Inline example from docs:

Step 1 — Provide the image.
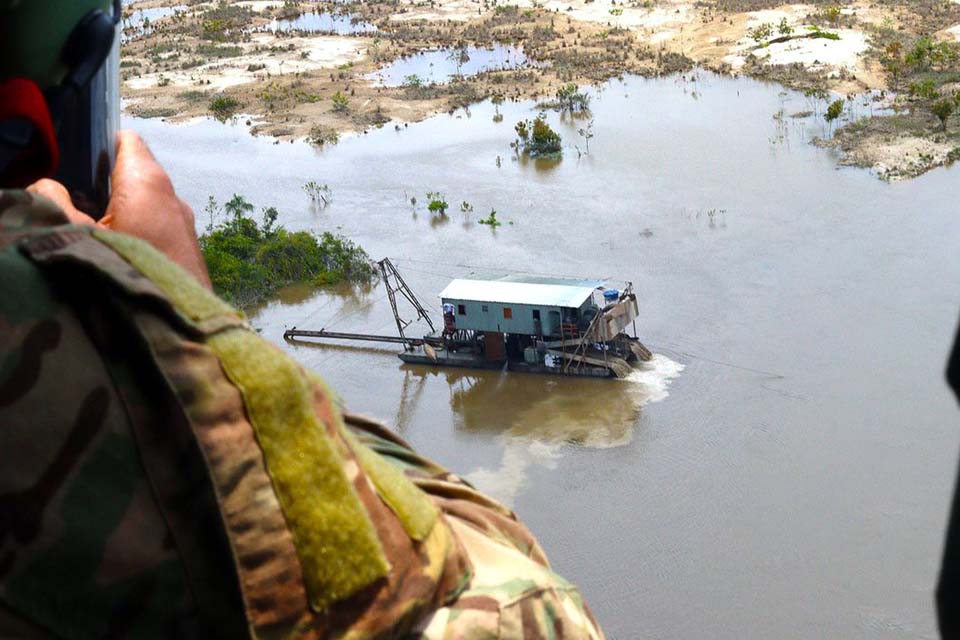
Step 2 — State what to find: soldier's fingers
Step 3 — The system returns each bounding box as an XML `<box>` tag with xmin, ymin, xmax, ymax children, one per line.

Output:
<box><xmin>111</xmin><ymin>130</ymin><xmax>173</xmax><ymax>196</ymax></box>
<box><xmin>26</xmin><ymin>179</ymin><xmax>96</xmax><ymax>226</ymax></box>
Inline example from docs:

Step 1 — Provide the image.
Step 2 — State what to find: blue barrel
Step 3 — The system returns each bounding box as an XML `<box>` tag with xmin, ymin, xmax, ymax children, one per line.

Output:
<box><xmin>603</xmin><ymin>289</ymin><xmax>619</xmax><ymax>302</ymax></box>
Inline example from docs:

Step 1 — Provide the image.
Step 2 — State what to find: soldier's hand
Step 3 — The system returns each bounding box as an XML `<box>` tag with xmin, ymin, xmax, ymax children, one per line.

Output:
<box><xmin>27</xmin><ymin>131</ymin><xmax>211</xmax><ymax>289</ymax></box>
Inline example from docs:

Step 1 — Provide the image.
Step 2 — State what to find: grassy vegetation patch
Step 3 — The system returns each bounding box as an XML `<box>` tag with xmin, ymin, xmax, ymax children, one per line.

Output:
<box><xmin>209</xmin><ymin>94</ymin><xmax>241</xmax><ymax>121</ymax></box>
<box><xmin>195</xmin><ymin>43</ymin><xmax>244</xmax><ymax>58</ymax></box>
<box><xmin>200</xmin><ymin>2</ymin><xmax>253</xmax><ymax>41</ymax></box>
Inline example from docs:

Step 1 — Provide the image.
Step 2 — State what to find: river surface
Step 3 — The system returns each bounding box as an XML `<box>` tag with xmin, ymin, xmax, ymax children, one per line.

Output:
<box><xmin>128</xmin><ymin>72</ymin><xmax>960</xmax><ymax>639</ymax></box>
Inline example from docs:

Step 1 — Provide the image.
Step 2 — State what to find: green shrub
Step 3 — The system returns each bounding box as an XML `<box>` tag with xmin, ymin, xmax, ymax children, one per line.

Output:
<box><xmin>516</xmin><ymin>116</ymin><xmax>562</xmax><ymax>157</ymax></box>
<box><xmin>478</xmin><ymin>209</ymin><xmax>502</xmax><ymax>227</ymax></box>
<box><xmin>200</xmin><ymin>195</ymin><xmax>375</xmax><ymax>307</ymax></box>
<box><xmin>209</xmin><ymin>95</ymin><xmax>241</xmax><ymax>121</ymax></box>
<box><xmin>426</xmin><ymin>192</ymin><xmax>449</xmax><ymax>215</ymax></box>
<box><xmin>331</xmin><ymin>91</ymin><xmax>350</xmax><ymax>113</ymax></box>
<box><xmin>307</xmin><ymin>126</ymin><xmax>339</xmax><ymax>147</ymax></box>
<box><xmin>748</xmin><ymin>23</ymin><xmax>773</xmax><ymax>43</ymax></box>
<box><xmin>931</xmin><ymin>99</ymin><xmax>955</xmax><ymax>131</ymax></box>
<box><xmin>908</xmin><ymin>79</ymin><xmax>940</xmax><ymax>100</ymax></box>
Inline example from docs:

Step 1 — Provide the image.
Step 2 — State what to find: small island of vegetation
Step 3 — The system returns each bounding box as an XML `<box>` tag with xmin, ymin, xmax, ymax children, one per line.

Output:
<box><xmin>200</xmin><ymin>194</ymin><xmax>376</xmax><ymax>308</ymax></box>
<box><xmin>514</xmin><ymin>115</ymin><xmax>562</xmax><ymax>159</ymax></box>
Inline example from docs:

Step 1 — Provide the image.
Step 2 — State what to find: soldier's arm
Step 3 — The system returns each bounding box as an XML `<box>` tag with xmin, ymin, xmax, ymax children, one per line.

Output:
<box><xmin>3</xmin><ymin>145</ymin><xmax>604</xmax><ymax>638</ymax></box>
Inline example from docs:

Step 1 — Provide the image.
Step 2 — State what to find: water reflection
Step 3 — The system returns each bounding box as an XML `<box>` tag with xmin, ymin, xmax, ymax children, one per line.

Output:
<box><xmin>367</xmin><ymin>45</ymin><xmax>537</xmax><ymax>87</ymax></box>
<box><xmin>270</xmin><ymin>10</ymin><xmax>376</xmax><ymax>35</ymax></box>
<box><xmin>456</xmin><ymin>354</ymin><xmax>684</xmax><ymax>505</ymax></box>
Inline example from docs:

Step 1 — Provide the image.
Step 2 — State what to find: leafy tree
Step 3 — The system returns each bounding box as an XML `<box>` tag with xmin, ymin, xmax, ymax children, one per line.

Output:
<box><xmin>261</xmin><ymin>206</ymin><xmax>279</xmax><ymax>235</ymax></box>
<box><xmin>448</xmin><ymin>45</ymin><xmax>470</xmax><ymax>75</ymax></box>
<box><xmin>225</xmin><ymin>194</ymin><xmax>254</xmax><ymax>219</ymax></box>
<box><xmin>932</xmin><ymin>98</ymin><xmax>955</xmax><ymax>131</ymax></box>
<box><xmin>555</xmin><ymin>83</ymin><xmax>590</xmax><ymax>112</ymax></box>
<box><xmin>825</xmin><ymin>99</ymin><xmax>844</xmax><ymax>122</ymax></box>
<box><xmin>777</xmin><ymin>17</ymin><xmax>793</xmax><ymax>36</ymax></box>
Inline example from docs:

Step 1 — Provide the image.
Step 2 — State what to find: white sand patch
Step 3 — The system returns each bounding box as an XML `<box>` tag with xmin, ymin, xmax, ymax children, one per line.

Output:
<box><xmin>392</xmin><ymin>0</ymin><xmax>698</xmax><ymax>37</ymax></box>
<box><xmin>125</xmin><ymin>36</ymin><xmax>371</xmax><ymax>91</ymax></box>
<box><xmin>859</xmin><ymin>136</ymin><xmax>956</xmax><ymax>182</ymax></box>
<box><xmin>744</xmin><ymin>5</ymin><xmax>813</xmax><ymax>28</ymax></box>
<box><xmin>390</xmin><ymin>0</ymin><xmax>483</xmax><ymax>22</ymax></box>
<box><xmin>235</xmin><ymin>1</ymin><xmax>283</xmax><ymax>12</ymax></box>
<box><xmin>761</xmin><ymin>30</ymin><xmax>868</xmax><ymax>67</ymax></box>
<box><xmin>528</xmin><ymin>0</ymin><xmax>696</xmax><ymax>33</ymax></box>
<box><xmin>724</xmin><ymin>27</ymin><xmax>869</xmax><ymax>75</ymax></box>
<box><xmin>946</xmin><ymin>24</ymin><xmax>960</xmax><ymax>42</ymax></box>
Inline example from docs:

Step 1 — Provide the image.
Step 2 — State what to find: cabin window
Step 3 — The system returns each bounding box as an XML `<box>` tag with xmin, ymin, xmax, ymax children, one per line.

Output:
<box><xmin>503</xmin><ymin>307</ymin><xmax>513</xmax><ymax>319</ymax></box>
<box><xmin>532</xmin><ymin>310</ymin><xmax>541</xmax><ymax>320</ymax></box>
<box><xmin>457</xmin><ymin>304</ymin><xmax>466</xmax><ymax>315</ymax></box>
<box><xmin>482</xmin><ymin>305</ymin><xmax>489</xmax><ymax>313</ymax></box>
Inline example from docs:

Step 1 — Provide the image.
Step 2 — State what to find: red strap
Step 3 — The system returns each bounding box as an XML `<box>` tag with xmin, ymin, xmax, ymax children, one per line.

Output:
<box><xmin>0</xmin><ymin>78</ymin><xmax>60</xmax><ymax>188</ymax></box>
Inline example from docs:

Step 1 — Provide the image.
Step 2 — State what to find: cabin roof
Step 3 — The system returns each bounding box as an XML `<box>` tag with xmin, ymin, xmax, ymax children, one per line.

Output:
<box><xmin>439</xmin><ymin>274</ymin><xmax>603</xmax><ymax>308</ymax></box>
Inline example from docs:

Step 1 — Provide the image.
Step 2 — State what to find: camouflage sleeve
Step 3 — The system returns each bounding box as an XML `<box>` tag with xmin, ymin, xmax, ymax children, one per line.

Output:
<box><xmin>344</xmin><ymin>413</ymin><xmax>605</xmax><ymax>640</ymax></box>
<box><xmin>0</xmin><ymin>190</ymin><xmax>247</xmax><ymax>638</ymax></box>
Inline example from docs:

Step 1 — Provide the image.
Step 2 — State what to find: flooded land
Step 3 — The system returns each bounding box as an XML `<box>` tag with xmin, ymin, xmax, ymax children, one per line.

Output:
<box><xmin>120</xmin><ymin>0</ymin><xmax>960</xmax><ymax>180</ymax></box>
<box><xmin>128</xmin><ymin>68</ymin><xmax>960</xmax><ymax>638</ymax></box>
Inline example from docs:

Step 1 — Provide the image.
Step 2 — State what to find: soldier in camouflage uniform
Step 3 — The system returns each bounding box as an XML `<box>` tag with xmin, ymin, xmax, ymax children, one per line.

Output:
<box><xmin>1</xmin><ymin>67</ymin><xmax>605</xmax><ymax>640</ymax></box>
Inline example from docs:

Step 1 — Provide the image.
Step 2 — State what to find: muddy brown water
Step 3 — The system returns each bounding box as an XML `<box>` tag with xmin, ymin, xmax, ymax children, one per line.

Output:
<box><xmin>128</xmin><ymin>71</ymin><xmax>960</xmax><ymax>638</ymax></box>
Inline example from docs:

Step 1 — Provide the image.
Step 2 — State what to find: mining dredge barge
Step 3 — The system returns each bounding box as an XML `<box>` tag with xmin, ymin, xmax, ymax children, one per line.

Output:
<box><xmin>284</xmin><ymin>259</ymin><xmax>652</xmax><ymax>379</ymax></box>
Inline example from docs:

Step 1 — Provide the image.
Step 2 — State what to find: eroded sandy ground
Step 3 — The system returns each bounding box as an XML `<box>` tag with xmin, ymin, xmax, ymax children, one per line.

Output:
<box><xmin>121</xmin><ymin>0</ymin><xmax>960</xmax><ymax>179</ymax></box>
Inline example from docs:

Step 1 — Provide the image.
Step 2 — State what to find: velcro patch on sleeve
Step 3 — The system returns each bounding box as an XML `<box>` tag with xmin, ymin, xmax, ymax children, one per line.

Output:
<box><xmin>208</xmin><ymin>329</ymin><xmax>391</xmax><ymax>610</ymax></box>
